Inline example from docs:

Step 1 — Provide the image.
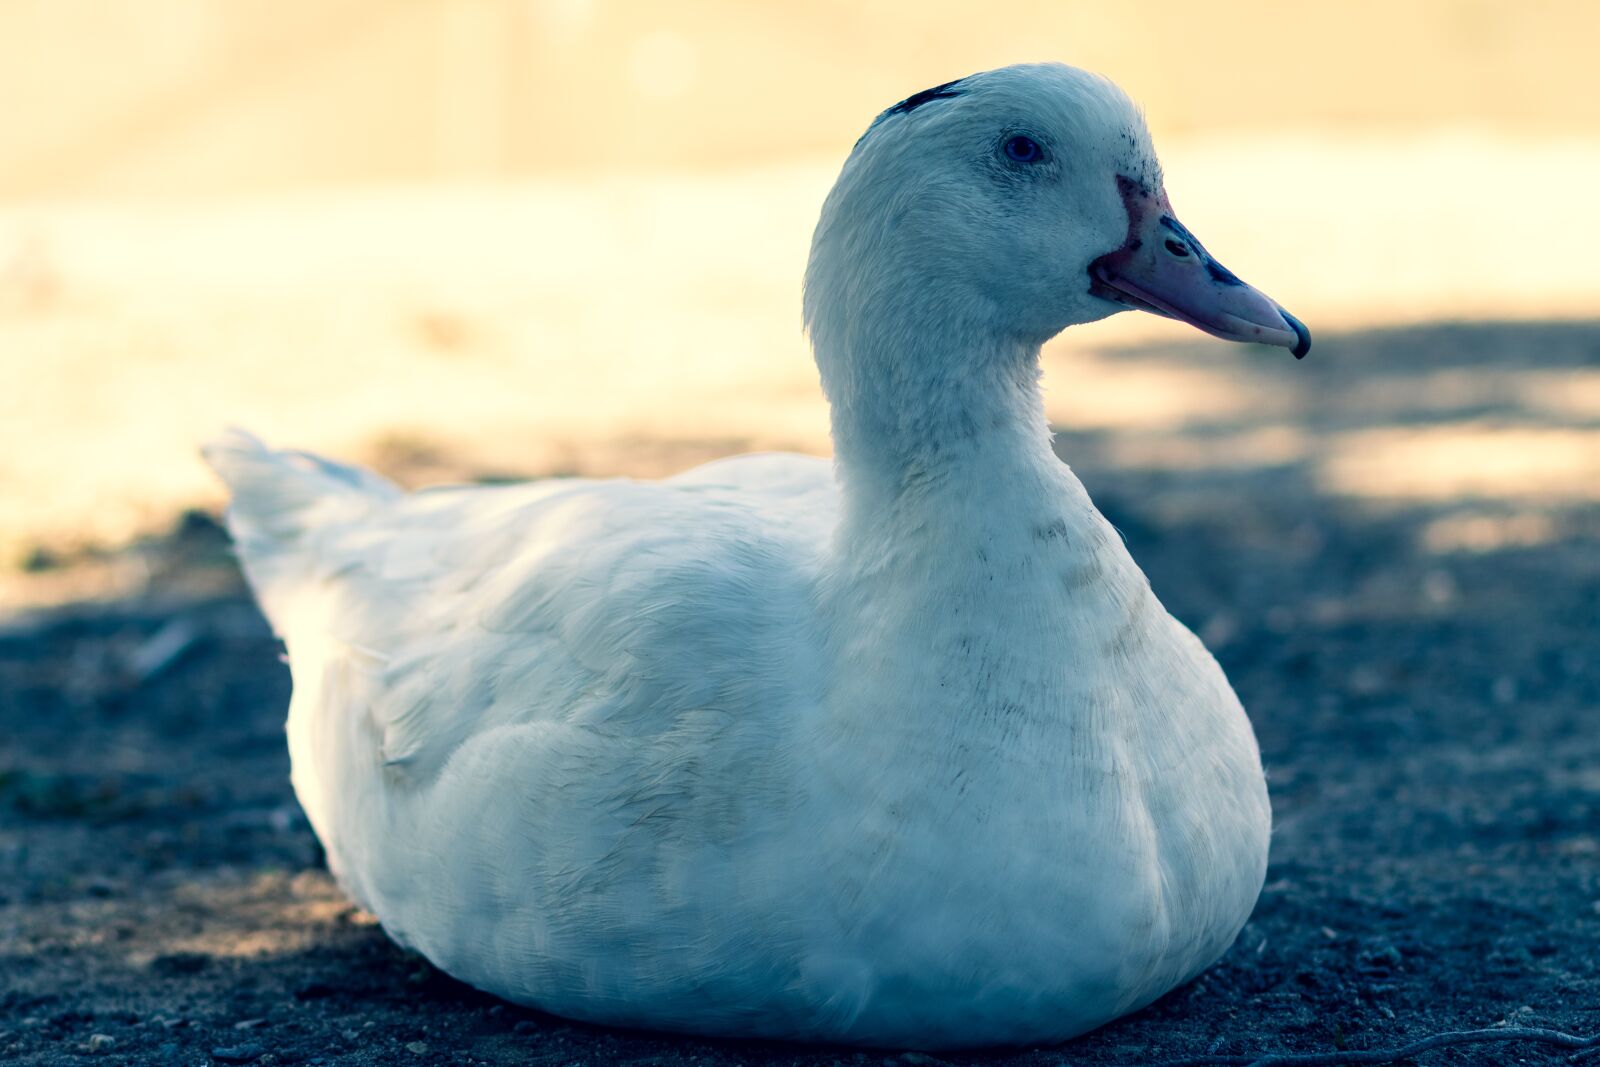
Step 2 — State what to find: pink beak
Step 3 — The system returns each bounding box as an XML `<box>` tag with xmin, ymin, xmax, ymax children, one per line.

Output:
<box><xmin>1089</xmin><ymin>176</ymin><xmax>1310</xmax><ymax>358</ymax></box>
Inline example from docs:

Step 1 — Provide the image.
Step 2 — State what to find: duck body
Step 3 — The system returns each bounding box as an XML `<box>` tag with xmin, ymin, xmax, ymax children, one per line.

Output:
<box><xmin>209</xmin><ymin>438</ymin><xmax>1266</xmax><ymax>1047</ymax></box>
<box><xmin>207</xmin><ymin>63</ymin><xmax>1302</xmax><ymax>1047</ymax></box>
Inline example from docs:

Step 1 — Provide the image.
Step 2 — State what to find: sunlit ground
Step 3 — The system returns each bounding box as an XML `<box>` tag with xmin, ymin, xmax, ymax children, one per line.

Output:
<box><xmin>1</xmin><ymin>129</ymin><xmax>1597</xmax><ymax>610</ymax></box>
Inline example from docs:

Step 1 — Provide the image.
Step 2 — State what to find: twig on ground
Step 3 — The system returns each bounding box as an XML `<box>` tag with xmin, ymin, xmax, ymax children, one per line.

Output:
<box><xmin>123</xmin><ymin>617</ymin><xmax>202</xmax><ymax>685</ymax></box>
<box><xmin>1158</xmin><ymin>1025</ymin><xmax>1600</xmax><ymax>1067</ymax></box>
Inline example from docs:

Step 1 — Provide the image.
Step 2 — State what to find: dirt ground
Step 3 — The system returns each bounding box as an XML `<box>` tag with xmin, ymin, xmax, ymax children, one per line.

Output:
<box><xmin>2</xmin><ymin>319</ymin><xmax>1598</xmax><ymax>1065</ymax></box>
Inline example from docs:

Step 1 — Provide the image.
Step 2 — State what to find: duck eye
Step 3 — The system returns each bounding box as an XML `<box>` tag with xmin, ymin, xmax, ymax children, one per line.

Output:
<box><xmin>1003</xmin><ymin>135</ymin><xmax>1042</xmax><ymax>163</ymax></box>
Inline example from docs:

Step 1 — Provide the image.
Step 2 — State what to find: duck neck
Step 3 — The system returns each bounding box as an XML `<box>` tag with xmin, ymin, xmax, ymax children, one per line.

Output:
<box><xmin>814</xmin><ymin>299</ymin><xmax>1064</xmax><ymax>529</ymax></box>
<box><xmin>812</xmin><ymin>306</ymin><xmax>1138</xmax><ymax>744</ymax></box>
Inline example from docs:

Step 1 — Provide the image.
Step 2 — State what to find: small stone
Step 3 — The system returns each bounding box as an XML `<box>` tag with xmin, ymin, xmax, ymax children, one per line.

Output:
<box><xmin>512</xmin><ymin>1020</ymin><xmax>538</xmax><ymax>1035</ymax></box>
<box><xmin>1199</xmin><ymin>612</ymin><xmax>1237</xmax><ymax>648</ymax></box>
<box><xmin>1422</xmin><ymin>569</ymin><xmax>1456</xmax><ymax>606</ymax></box>
<box><xmin>86</xmin><ymin>1034</ymin><xmax>117</xmax><ymax>1053</ymax></box>
<box><xmin>212</xmin><ymin>1044</ymin><xmax>266</xmax><ymax>1064</ymax></box>
<box><xmin>1349</xmin><ymin>665</ymin><xmax>1385</xmax><ymax>695</ymax></box>
<box><xmin>406</xmin><ymin>1041</ymin><xmax>430</xmax><ymax>1055</ymax></box>
<box><xmin>235</xmin><ymin>1018</ymin><xmax>269</xmax><ymax>1030</ymax></box>
<box><xmin>1357</xmin><ymin>943</ymin><xmax>1404</xmax><ymax>975</ymax></box>
<box><xmin>151</xmin><ymin>951</ymin><xmax>210</xmax><ymax>975</ymax></box>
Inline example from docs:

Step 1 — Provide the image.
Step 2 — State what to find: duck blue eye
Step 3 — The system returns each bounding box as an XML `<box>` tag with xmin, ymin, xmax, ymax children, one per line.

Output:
<box><xmin>1004</xmin><ymin>135</ymin><xmax>1042</xmax><ymax>163</ymax></box>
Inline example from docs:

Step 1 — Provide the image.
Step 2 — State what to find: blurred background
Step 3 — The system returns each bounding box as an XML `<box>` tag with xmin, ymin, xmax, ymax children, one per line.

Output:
<box><xmin>4</xmin><ymin>7</ymin><xmax>1600</xmax><ymax>1063</ymax></box>
<box><xmin>0</xmin><ymin>0</ymin><xmax>1597</xmax><ymax>603</ymax></box>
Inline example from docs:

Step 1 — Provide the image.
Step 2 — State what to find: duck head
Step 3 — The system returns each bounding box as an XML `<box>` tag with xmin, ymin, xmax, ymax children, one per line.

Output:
<box><xmin>805</xmin><ymin>63</ymin><xmax>1309</xmax><ymax>365</ymax></box>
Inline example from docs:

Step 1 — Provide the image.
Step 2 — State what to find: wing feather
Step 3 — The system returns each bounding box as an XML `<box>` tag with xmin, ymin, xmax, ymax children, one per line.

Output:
<box><xmin>208</xmin><ymin>439</ymin><xmax>837</xmax><ymax>787</ymax></box>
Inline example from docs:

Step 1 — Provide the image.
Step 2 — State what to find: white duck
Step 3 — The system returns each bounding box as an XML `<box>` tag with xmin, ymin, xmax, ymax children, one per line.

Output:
<box><xmin>205</xmin><ymin>63</ymin><xmax>1308</xmax><ymax>1049</ymax></box>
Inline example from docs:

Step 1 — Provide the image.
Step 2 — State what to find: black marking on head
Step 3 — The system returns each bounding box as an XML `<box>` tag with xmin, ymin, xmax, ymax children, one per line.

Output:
<box><xmin>856</xmin><ymin>78</ymin><xmax>968</xmax><ymax>146</ymax></box>
<box><xmin>884</xmin><ymin>78</ymin><xmax>967</xmax><ymax>117</ymax></box>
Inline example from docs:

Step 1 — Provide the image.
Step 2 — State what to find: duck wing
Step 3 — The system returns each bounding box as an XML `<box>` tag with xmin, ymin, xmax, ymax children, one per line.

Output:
<box><xmin>204</xmin><ymin>429</ymin><xmax>836</xmax><ymax>789</ymax></box>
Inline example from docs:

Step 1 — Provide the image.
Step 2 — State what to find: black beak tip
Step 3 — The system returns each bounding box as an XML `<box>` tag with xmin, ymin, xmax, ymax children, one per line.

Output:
<box><xmin>1280</xmin><ymin>308</ymin><xmax>1312</xmax><ymax>359</ymax></box>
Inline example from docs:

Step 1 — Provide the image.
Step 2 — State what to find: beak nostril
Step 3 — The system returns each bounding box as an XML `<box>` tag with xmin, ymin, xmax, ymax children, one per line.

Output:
<box><xmin>1163</xmin><ymin>239</ymin><xmax>1191</xmax><ymax>259</ymax></box>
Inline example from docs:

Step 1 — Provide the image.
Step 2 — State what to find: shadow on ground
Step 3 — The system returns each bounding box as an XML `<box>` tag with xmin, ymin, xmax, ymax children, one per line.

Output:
<box><xmin>1</xmin><ymin>319</ymin><xmax>1597</xmax><ymax>1065</ymax></box>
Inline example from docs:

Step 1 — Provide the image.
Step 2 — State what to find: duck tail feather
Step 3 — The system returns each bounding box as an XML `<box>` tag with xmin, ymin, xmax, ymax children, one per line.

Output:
<box><xmin>201</xmin><ymin>426</ymin><xmax>397</xmax><ymax>563</ymax></box>
<box><xmin>201</xmin><ymin>428</ymin><xmax>402</xmax><ymax>637</ymax></box>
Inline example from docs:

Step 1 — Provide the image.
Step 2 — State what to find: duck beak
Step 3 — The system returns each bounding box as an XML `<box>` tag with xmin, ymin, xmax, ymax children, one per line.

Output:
<box><xmin>1088</xmin><ymin>176</ymin><xmax>1311</xmax><ymax>359</ymax></box>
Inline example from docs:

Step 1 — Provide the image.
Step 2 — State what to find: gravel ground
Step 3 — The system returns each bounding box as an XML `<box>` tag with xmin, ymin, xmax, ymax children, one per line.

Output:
<box><xmin>2</xmin><ymin>319</ymin><xmax>1598</xmax><ymax>1066</ymax></box>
